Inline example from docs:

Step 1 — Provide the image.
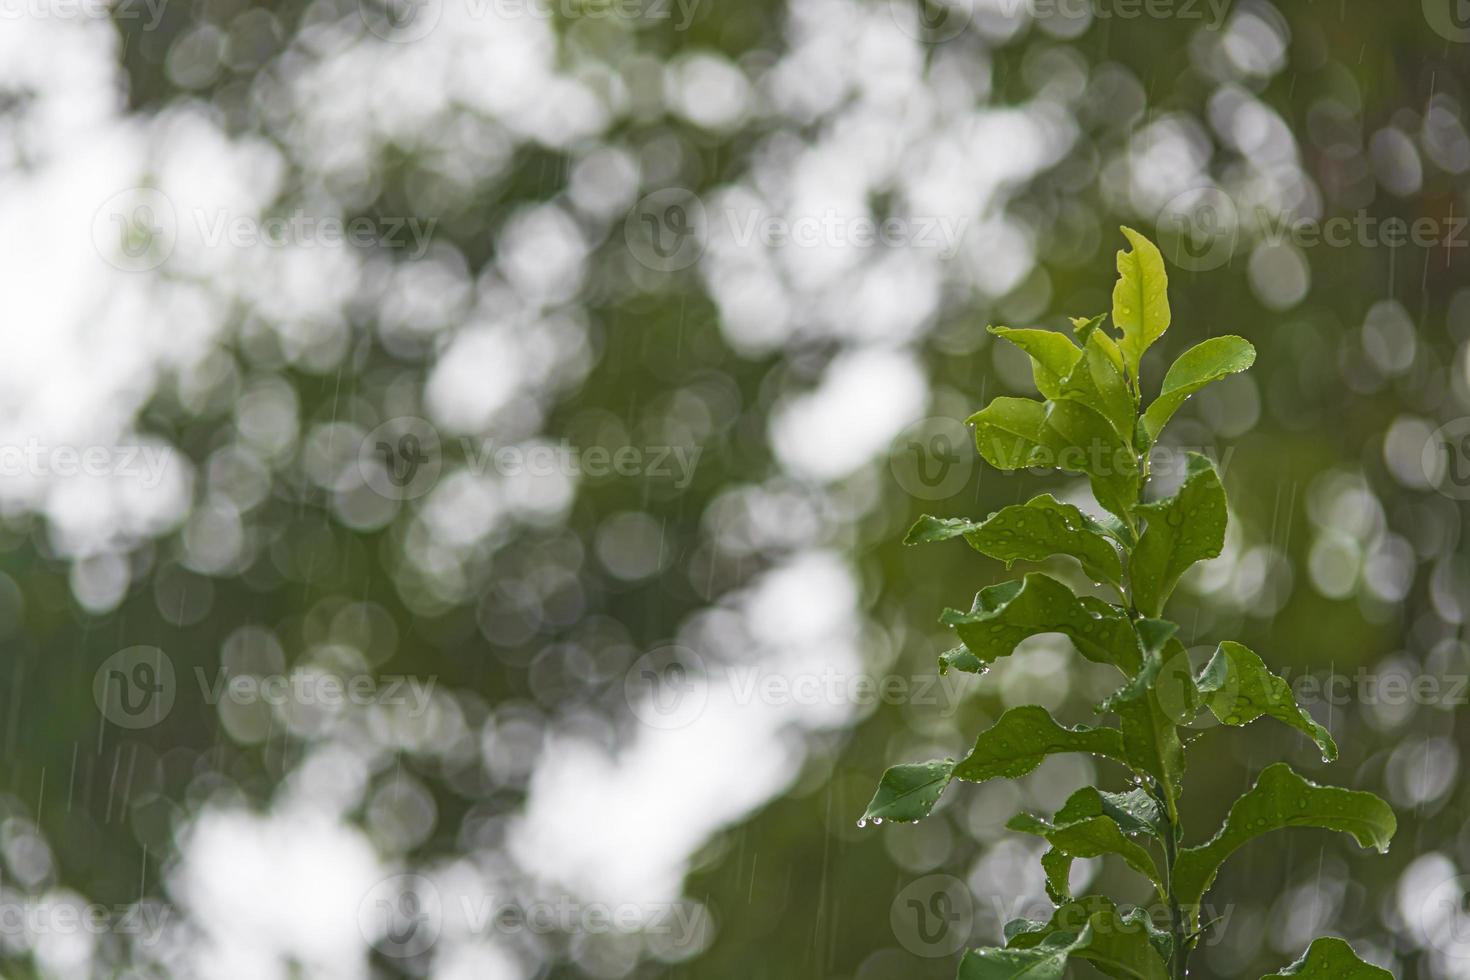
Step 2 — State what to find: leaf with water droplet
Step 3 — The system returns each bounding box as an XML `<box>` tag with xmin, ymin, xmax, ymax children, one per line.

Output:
<box><xmin>1100</xmin><ymin>619</ymin><xmax>1188</xmax><ymax>823</ymax></box>
<box><xmin>1130</xmin><ymin>454</ymin><xmax>1226</xmax><ymax>618</ymax></box>
<box><xmin>987</xmin><ymin>324</ymin><xmax>1082</xmax><ymax>401</ymax></box>
<box><xmin>905</xmin><ymin>495</ymin><xmax>1123</xmax><ymax>586</ymax></box>
<box><xmin>1008</xmin><ymin>802</ymin><xmax>1166</xmax><ymax>899</ymax></box>
<box><xmin>940</xmin><ymin>574</ymin><xmax>1139</xmax><ymax>672</ymax></box>
<box><xmin>1140</xmin><ymin>335</ymin><xmax>1256</xmax><ymax>446</ymax></box>
<box><xmin>1195</xmin><ymin>640</ymin><xmax>1338</xmax><ymax>760</ymax></box>
<box><xmin>968</xmin><ymin>396</ymin><xmax>1068</xmax><ymax>471</ymax></box>
<box><xmin>953</xmin><ymin>705</ymin><xmax>1128</xmax><ymax>784</ymax></box>
<box><xmin>1112</xmin><ymin>226</ymin><xmax>1172</xmax><ymax>385</ymax></box>
<box><xmin>1260</xmin><ymin>936</ymin><xmax>1392</xmax><ymax>979</ymax></box>
<box><xmin>996</xmin><ymin>896</ymin><xmax>1170</xmax><ymax>980</ymax></box>
<box><xmin>1171</xmin><ymin>763</ymin><xmax>1396</xmax><ymax>912</ymax></box>
<box><xmin>860</xmin><ymin>759</ymin><xmax>954</xmax><ymax>825</ymax></box>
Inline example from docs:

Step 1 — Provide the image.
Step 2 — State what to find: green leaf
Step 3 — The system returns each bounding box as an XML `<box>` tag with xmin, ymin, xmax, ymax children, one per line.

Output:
<box><xmin>1196</xmin><ymin>641</ymin><xmax>1338</xmax><ymax>761</ymax></box>
<box><xmin>1173</xmin><ymin>763</ymin><xmax>1397</xmax><ymax>911</ymax></box>
<box><xmin>1008</xmin><ymin>806</ymin><xmax>1165</xmax><ymax>899</ymax></box>
<box><xmin>938</xmin><ymin>643</ymin><xmax>987</xmax><ymax>676</ymax></box>
<box><xmin>1070</xmin><ymin>313</ymin><xmax>1107</xmax><ymax>341</ymax></box>
<box><xmin>861</xmin><ymin>759</ymin><xmax>954</xmax><ymax>824</ymax></box>
<box><xmin>1040</xmin><ymin>848</ymin><xmax>1074</xmax><ymax>903</ymax></box>
<box><xmin>1058</xmin><ymin>329</ymin><xmax>1136</xmax><ymax>446</ymax></box>
<box><xmin>1130</xmin><ymin>454</ymin><xmax>1227</xmax><ymax>617</ymax></box>
<box><xmin>940</xmin><ymin>574</ymin><xmax>1140</xmax><ymax>672</ymax></box>
<box><xmin>1000</xmin><ymin>897</ymin><xmax>1171</xmax><ymax>980</ymax></box>
<box><xmin>1043</xmin><ymin>399</ymin><xmax>1141</xmax><ymax>528</ymax></box>
<box><xmin>953</xmin><ymin>705</ymin><xmax>1127</xmax><ymax>783</ymax></box>
<box><xmin>958</xmin><ymin>945</ymin><xmax>1070</xmax><ymax>980</ymax></box>
<box><xmin>1260</xmin><ymin>937</ymin><xmax>1392</xmax><ymax>979</ymax></box>
<box><xmin>905</xmin><ymin>495</ymin><xmax>1123</xmax><ymax>586</ymax></box>
<box><xmin>1141</xmin><ymin>336</ymin><xmax>1257</xmax><ymax>443</ymax></box>
<box><xmin>1100</xmin><ymin>619</ymin><xmax>1186</xmax><ymax>821</ymax></box>
<box><xmin>1112</xmin><ymin>226</ymin><xmax>1172</xmax><ymax>384</ymax></box>
<box><xmin>969</xmin><ymin>397</ymin><xmax>1067</xmax><ymax>471</ymax></box>
<box><xmin>989</xmin><ymin>326</ymin><xmax>1082</xmax><ymax>400</ymax></box>
<box><xmin>1055</xmin><ymin>786</ymin><xmax>1164</xmax><ymax>840</ymax></box>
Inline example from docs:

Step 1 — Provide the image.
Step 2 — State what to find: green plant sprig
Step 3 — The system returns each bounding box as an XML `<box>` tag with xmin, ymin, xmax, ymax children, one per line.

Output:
<box><xmin>863</xmin><ymin>228</ymin><xmax>1397</xmax><ymax>980</ymax></box>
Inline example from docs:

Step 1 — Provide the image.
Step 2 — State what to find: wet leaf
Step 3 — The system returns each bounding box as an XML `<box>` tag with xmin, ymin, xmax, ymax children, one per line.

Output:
<box><xmin>1043</xmin><ymin>398</ymin><xmax>1141</xmax><ymax>528</ymax></box>
<box><xmin>1141</xmin><ymin>336</ymin><xmax>1256</xmax><ymax>444</ymax></box>
<box><xmin>998</xmin><ymin>896</ymin><xmax>1170</xmax><ymax>980</ymax></box>
<box><xmin>861</xmin><ymin>759</ymin><xmax>954</xmax><ymax>824</ymax></box>
<box><xmin>1130</xmin><ymin>454</ymin><xmax>1226</xmax><ymax>617</ymax></box>
<box><xmin>1112</xmin><ymin>227</ymin><xmax>1172</xmax><ymax>384</ymax></box>
<box><xmin>989</xmin><ymin>325</ymin><xmax>1082</xmax><ymax>400</ymax></box>
<box><xmin>1100</xmin><ymin>619</ymin><xmax>1186</xmax><ymax>821</ymax></box>
<box><xmin>906</xmin><ymin>494</ymin><xmax>1123</xmax><ymax>586</ymax></box>
<box><xmin>953</xmin><ymin>705</ymin><xmax>1127</xmax><ymax>783</ymax></box>
<box><xmin>940</xmin><ymin>574</ymin><xmax>1139</xmax><ymax>672</ymax></box>
<box><xmin>1260</xmin><ymin>937</ymin><xmax>1392</xmax><ymax>979</ymax></box>
<box><xmin>1172</xmin><ymin>763</ymin><xmax>1396</xmax><ymax>910</ymax></box>
<box><xmin>969</xmin><ymin>397</ymin><xmax>1067</xmax><ymax>471</ymax></box>
<box><xmin>1196</xmin><ymin>641</ymin><xmax>1337</xmax><ymax>761</ymax></box>
<box><xmin>1059</xmin><ymin>328</ymin><xmax>1136</xmax><ymax>446</ymax></box>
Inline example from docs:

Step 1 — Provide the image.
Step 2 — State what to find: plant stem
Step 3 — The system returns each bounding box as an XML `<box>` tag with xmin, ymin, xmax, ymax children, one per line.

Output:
<box><xmin>1158</xmin><ymin>797</ymin><xmax>1189</xmax><ymax>980</ymax></box>
<box><xmin>1135</xmin><ymin>447</ymin><xmax>1188</xmax><ymax>978</ymax></box>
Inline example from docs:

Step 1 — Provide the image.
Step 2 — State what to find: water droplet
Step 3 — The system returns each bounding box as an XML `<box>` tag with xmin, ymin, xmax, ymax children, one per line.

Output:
<box><xmin>856</xmin><ymin>818</ymin><xmax>867</xmax><ymax>829</ymax></box>
<box><xmin>872</xmin><ymin>817</ymin><xmax>883</xmax><ymax>826</ymax></box>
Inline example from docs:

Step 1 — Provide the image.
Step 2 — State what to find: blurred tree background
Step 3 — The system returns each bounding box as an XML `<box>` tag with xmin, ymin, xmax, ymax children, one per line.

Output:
<box><xmin>0</xmin><ymin>0</ymin><xmax>1467</xmax><ymax>977</ymax></box>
